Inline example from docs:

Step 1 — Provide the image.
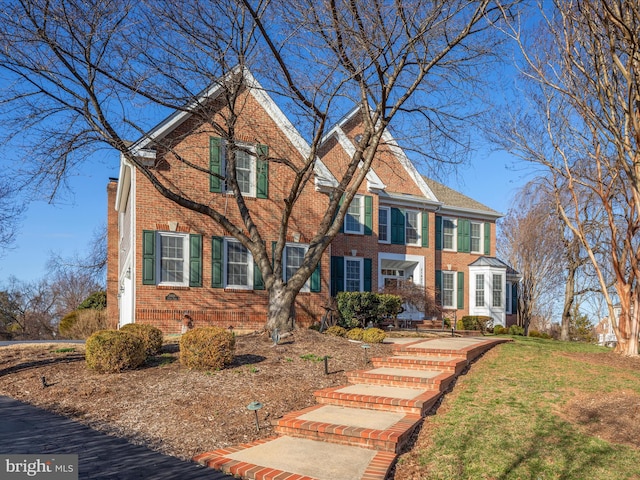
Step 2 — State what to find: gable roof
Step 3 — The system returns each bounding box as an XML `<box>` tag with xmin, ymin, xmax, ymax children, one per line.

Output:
<box><xmin>423</xmin><ymin>177</ymin><xmax>502</xmax><ymax>219</ymax></box>
<box><xmin>121</xmin><ymin>66</ymin><xmax>337</xmax><ymax>191</ymax></box>
<box><xmin>469</xmin><ymin>256</ymin><xmax>520</xmax><ymax>277</ymax></box>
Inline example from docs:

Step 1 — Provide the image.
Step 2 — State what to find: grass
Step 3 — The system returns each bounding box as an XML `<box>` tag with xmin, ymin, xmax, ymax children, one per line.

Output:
<box><xmin>402</xmin><ymin>336</ymin><xmax>640</xmax><ymax>480</ymax></box>
<box><xmin>300</xmin><ymin>353</ymin><xmax>326</xmax><ymax>362</ymax></box>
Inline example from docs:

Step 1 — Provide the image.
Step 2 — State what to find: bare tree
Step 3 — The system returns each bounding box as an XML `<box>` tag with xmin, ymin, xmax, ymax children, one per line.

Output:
<box><xmin>0</xmin><ymin>180</ymin><xmax>24</xmax><ymax>251</ymax></box>
<box><xmin>0</xmin><ymin>0</ymin><xmax>514</xmax><ymax>332</ymax></box>
<box><xmin>495</xmin><ymin>1</ymin><xmax>640</xmax><ymax>355</ymax></box>
<box><xmin>497</xmin><ymin>181</ymin><xmax>566</xmax><ymax>335</ymax></box>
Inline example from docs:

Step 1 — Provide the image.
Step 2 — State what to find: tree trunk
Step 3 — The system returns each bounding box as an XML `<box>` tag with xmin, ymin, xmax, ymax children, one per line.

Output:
<box><xmin>560</xmin><ymin>264</ymin><xmax>576</xmax><ymax>341</ymax></box>
<box><xmin>613</xmin><ymin>291</ymin><xmax>639</xmax><ymax>356</ymax></box>
<box><xmin>265</xmin><ymin>283</ymin><xmax>296</xmax><ymax>333</ymax></box>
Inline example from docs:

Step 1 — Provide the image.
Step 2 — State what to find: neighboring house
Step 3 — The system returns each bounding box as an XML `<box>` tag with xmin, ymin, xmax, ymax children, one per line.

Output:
<box><xmin>106</xmin><ymin>69</ymin><xmax>516</xmax><ymax>333</ymax></box>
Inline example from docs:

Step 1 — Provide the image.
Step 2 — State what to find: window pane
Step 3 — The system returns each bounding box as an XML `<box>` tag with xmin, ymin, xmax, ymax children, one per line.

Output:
<box><xmin>285</xmin><ymin>246</ymin><xmax>305</xmax><ymax>282</ymax></box>
<box><xmin>493</xmin><ymin>274</ymin><xmax>502</xmax><ymax>307</ymax></box>
<box><xmin>378</xmin><ymin>208</ymin><xmax>388</xmax><ymax>242</ymax></box>
<box><xmin>471</xmin><ymin>222</ymin><xmax>481</xmax><ymax>252</ymax></box>
<box><xmin>235</xmin><ymin>149</ymin><xmax>253</xmax><ymax>194</ymax></box>
<box><xmin>475</xmin><ymin>274</ymin><xmax>484</xmax><ymax>307</ymax></box>
<box><xmin>406</xmin><ymin>211</ymin><xmax>419</xmax><ymax>245</ymax></box>
<box><xmin>442</xmin><ymin>272</ymin><xmax>454</xmax><ymax>308</ymax></box>
<box><xmin>161</xmin><ymin>235</ymin><xmax>184</xmax><ymax>283</ymax></box>
<box><xmin>443</xmin><ymin>219</ymin><xmax>455</xmax><ymax>249</ymax></box>
<box><xmin>345</xmin><ymin>259</ymin><xmax>361</xmax><ymax>291</ymax></box>
<box><xmin>227</xmin><ymin>241</ymin><xmax>249</xmax><ymax>286</ymax></box>
<box><xmin>345</xmin><ymin>197</ymin><xmax>362</xmax><ymax>233</ymax></box>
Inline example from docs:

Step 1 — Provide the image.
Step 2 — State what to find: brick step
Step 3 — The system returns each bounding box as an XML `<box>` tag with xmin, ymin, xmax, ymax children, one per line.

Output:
<box><xmin>412</xmin><ymin>320</ymin><xmax>444</xmax><ymax>329</ymax></box>
<box><xmin>274</xmin><ymin>405</ymin><xmax>422</xmax><ymax>453</ymax></box>
<box><xmin>314</xmin><ymin>384</ymin><xmax>442</xmax><ymax>416</ymax></box>
<box><xmin>347</xmin><ymin>367</ymin><xmax>455</xmax><ymax>390</ymax></box>
<box><xmin>371</xmin><ymin>355</ymin><xmax>467</xmax><ymax>374</ymax></box>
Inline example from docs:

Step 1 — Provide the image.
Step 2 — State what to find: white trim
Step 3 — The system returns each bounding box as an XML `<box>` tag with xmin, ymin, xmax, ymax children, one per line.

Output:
<box><xmin>404</xmin><ymin>209</ymin><xmax>421</xmax><ymax>246</ymax></box>
<box><xmin>377</xmin><ymin>253</ymin><xmax>425</xmax><ymax>289</ymax></box>
<box><xmin>223</xmin><ymin>238</ymin><xmax>254</xmax><ymax>290</ymax></box>
<box><xmin>331</xmin><ymin>127</ymin><xmax>386</xmax><ymax>191</ymax></box>
<box><xmin>468</xmin><ymin>263</ymin><xmax>507</xmax><ymax>326</ymax></box>
<box><xmin>378</xmin><ymin>206</ymin><xmax>391</xmax><ymax>244</ymax></box>
<box><xmin>344</xmin><ymin>257</ymin><xmax>364</xmax><ymax>292</ymax></box>
<box><xmin>442</xmin><ymin>217</ymin><xmax>457</xmax><ymax>251</ymax></box>
<box><xmin>344</xmin><ymin>195</ymin><xmax>365</xmax><ymax>234</ymax></box>
<box><xmin>470</xmin><ymin>221</ymin><xmax>483</xmax><ymax>254</ymax></box>
<box><xmin>436</xmin><ymin>205</ymin><xmax>502</xmax><ymax>221</ymax></box>
<box><xmin>157</xmin><ymin>232</ymin><xmax>190</xmax><ymax>287</ymax></box>
<box><xmin>441</xmin><ymin>271</ymin><xmax>457</xmax><ymax>310</ymax></box>
<box><xmin>284</xmin><ymin>243</ymin><xmax>310</xmax><ymax>292</ymax></box>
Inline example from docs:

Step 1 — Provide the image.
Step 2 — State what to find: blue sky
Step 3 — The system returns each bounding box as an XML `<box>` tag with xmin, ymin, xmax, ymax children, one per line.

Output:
<box><xmin>0</xmin><ymin>147</ymin><xmax>528</xmax><ymax>286</ymax></box>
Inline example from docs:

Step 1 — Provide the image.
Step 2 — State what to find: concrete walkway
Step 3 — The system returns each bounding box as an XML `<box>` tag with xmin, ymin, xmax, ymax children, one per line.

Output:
<box><xmin>0</xmin><ymin>396</ymin><xmax>228</xmax><ymax>479</ymax></box>
<box><xmin>195</xmin><ymin>336</ymin><xmax>509</xmax><ymax>480</ymax></box>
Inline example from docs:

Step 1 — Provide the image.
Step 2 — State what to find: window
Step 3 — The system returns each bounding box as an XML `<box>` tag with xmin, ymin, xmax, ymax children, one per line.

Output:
<box><xmin>442</xmin><ymin>272</ymin><xmax>455</xmax><ymax>309</ymax></box>
<box><xmin>210</xmin><ymin>137</ymin><xmax>268</xmax><ymax>198</ymax></box>
<box><xmin>378</xmin><ymin>207</ymin><xmax>390</xmax><ymax>243</ymax></box>
<box><xmin>158</xmin><ymin>233</ymin><xmax>189</xmax><ymax>285</ymax></box>
<box><xmin>284</xmin><ymin>244</ymin><xmax>312</xmax><ymax>292</ymax></box>
<box><xmin>345</xmin><ymin>196</ymin><xmax>364</xmax><ymax>234</ymax></box>
<box><xmin>475</xmin><ymin>274</ymin><xmax>485</xmax><ymax>307</ymax></box>
<box><xmin>405</xmin><ymin>210</ymin><xmax>420</xmax><ymax>246</ymax></box>
<box><xmin>443</xmin><ymin>218</ymin><xmax>456</xmax><ymax>250</ymax></box>
<box><xmin>470</xmin><ymin>222</ymin><xmax>482</xmax><ymax>253</ymax></box>
<box><xmin>226</xmin><ymin>240</ymin><xmax>251</xmax><ymax>288</ymax></box>
<box><xmin>493</xmin><ymin>274</ymin><xmax>502</xmax><ymax>307</ymax></box>
<box><xmin>345</xmin><ymin>258</ymin><xmax>363</xmax><ymax>291</ymax></box>
<box><xmin>506</xmin><ymin>281</ymin><xmax>512</xmax><ymax>314</ymax></box>
<box><xmin>234</xmin><ymin>147</ymin><xmax>255</xmax><ymax>196</ymax></box>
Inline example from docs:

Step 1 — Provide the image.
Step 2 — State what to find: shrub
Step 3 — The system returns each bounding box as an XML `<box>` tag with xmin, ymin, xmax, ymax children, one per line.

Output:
<box><xmin>456</xmin><ymin>319</ymin><xmax>465</xmax><ymax>330</ymax></box>
<box><xmin>346</xmin><ymin>328</ymin><xmax>364</xmax><ymax>341</ymax></box>
<box><xmin>508</xmin><ymin>325</ymin><xmax>525</xmax><ymax>336</ymax></box>
<box><xmin>179</xmin><ymin>326</ymin><xmax>235</xmax><ymax>370</ymax></box>
<box><xmin>362</xmin><ymin>328</ymin><xmax>386</xmax><ymax>344</ymax></box>
<box><xmin>337</xmin><ymin>292</ymin><xmax>379</xmax><ymax>328</ymax></box>
<box><xmin>529</xmin><ymin>329</ymin><xmax>541</xmax><ymax>338</ymax></box>
<box><xmin>443</xmin><ymin>317</ymin><xmax>451</xmax><ymax>328</ymax></box>
<box><xmin>460</xmin><ymin>316</ymin><xmax>492</xmax><ymax>332</ymax></box>
<box><xmin>120</xmin><ymin>323</ymin><xmax>163</xmax><ymax>356</ymax></box>
<box><xmin>77</xmin><ymin>291</ymin><xmax>107</xmax><ymax>311</ymax></box>
<box><xmin>324</xmin><ymin>325</ymin><xmax>347</xmax><ymax>337</ymax></box>
<box><xmin>493</xmin><ymin>325</ymin><xmax>505</xmax><ymax>335</ymax></box>
<box><xmin>377</xmin><ymin>294</ymin><xmax>403</xmax><ymax>319</ymax></box>
<box><xmin>59</xmin><ymin>309</ymin><xmax>108</xmax><ymax>339</ymax></box>
<box><xmin>86</xmin><ymin>330</ymin><xmax>146</xmax><ymax>373</ymax></box>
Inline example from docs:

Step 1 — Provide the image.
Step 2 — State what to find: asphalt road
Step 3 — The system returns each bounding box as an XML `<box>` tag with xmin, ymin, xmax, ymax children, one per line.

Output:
<box><xmin>0</xmin><ymin>396</ymin><xmax>229</xmax><ymax>479</ymax></box>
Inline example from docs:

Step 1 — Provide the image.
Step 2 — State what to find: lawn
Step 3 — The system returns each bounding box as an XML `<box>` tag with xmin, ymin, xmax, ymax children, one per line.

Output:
<box><xmin>395</xmin><ymin>336</ymin><xmax>640</xmax><ymax>480</ymax></box>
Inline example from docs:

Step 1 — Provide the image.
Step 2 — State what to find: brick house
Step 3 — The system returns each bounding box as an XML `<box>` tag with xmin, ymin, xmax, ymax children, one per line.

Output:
<box><xmin>106</xmin><ymin>70</ymin><xmax>517</xmax><ymax>333</ymax></box>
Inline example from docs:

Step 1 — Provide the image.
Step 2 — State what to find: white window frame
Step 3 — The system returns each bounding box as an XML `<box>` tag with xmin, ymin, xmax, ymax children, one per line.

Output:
<box><xmin>222</xmin><ymin>142</ymin><xmax>257</xmax><ymax>197</ymax></box>
<box><xmin>224</xmin><ymin>238</ymin><xmax>254</xmax><ymax>290</ymax></box>
<box><xmin>344</xmin><ymin>195</ymin><xmax>365</xmax><ymax>234</ymax></box>
<box><xmin>284</xmin><ymin>243</ymin><xmax>310</xmax><ymax>292</ymax></box>
<box><xmin>441</xmin><ymin>271</ymin><xmax>456</xmax><ymax>309</ymax></box>
<box><xmin>405</xmin><ymin>210</ymin><xmax>421</xmax><ymax>246</ymax></box>
<box><xmin>470</xmin><ymin>221</ymin><xmax>483</xmax><ymax>253</ymax></box>
<box><xmin>492</xmin><ymin>274</ymin><xmax>503</xmax><ymax>308</ymax></box>
<box><xmin>475</xmin><ymin>274</ymin><xmax>485</xmax><ymax>308</ymax></box>
<box><xmin>345</xmin><ymin>257</ymin><xmax>364</xmax><ymax>292</ymax></box>
<box><xmin>378</xmin><ymin>206</ymin><xmax>390</xmax><ymax>244</ymax></box>
<box><xmin>157</xmin><ymin>232</ymin><xmax>190</xmax><ymax>287</ymax></box>
<box><xmin>442</xmin><ymin>217</ymin><xmax>457</xmax><ymax>251</ymax></box>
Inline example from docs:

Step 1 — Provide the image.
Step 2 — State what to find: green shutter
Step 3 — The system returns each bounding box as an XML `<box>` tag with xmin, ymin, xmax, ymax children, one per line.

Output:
<box><xmin>210</xmin><ymin>137</ymin><xmax>223</xmax><ymax>193</ymax></box>
<box><xmin>435</xmin><ymin>270</ymin><xmax>442</xmax><ymax>303</ymax></box>
<box><xmin>421</xmin><ymin>212</ymin><xmax>429</xmax><ymax>247</ymax></box>
<box><xmin>457</xmin><ymin>271</ymin><xmax>464</xmax><ymax>309</ymax></box>
<box><xmin>364</xmin><ymin>195</ymin><xmax>373</xmax><ymax>235</ymax></box>
<box><xmin>256</xmin><ymin>144</ymin><xmax>269</xmax><ymax>199</ymax></box>
<box><xmin>310</xmin><ymin>260</ymin><xmax>321</xmax><ymax>292</ymax></box>
<box><xmin>435</xmin><ymin>216</ymin><xmax>442</xmax><ymax>250</ymax></box>
<box><xmin>211</xmin><ymin>236</ymin><xmax>223</xmax><ymax>288</ymax></box>
<box><xmin>391</xmin><ymin>208</ymin><xmax>405</xmax><ymax>245</ymax></box>
<box><xmin>363</xmin><ymin>258</ymin><xmax>372</xmax><ymax>292</ymax></box>
<box><xmin>511</xmin><ymin>282</ymin><xmax>518</xmax><ymax>313</ymax></box>
<box><xmin>484</xmin><ymin>222</ymin><xmax>491</xmax><ymax>255</ymax></box>
<box><xmin>254</xmin><ymin>261</ymin><xmax>264</xmax><ymax>290</ymax></box>
<box><xmin>189</xmin><ymin>234</ymin><xmax>202</xmax><ymax>287</ymax></box>
<box><xmin>331</xmin><ymin>256</ymin><xmax>344</xmax><ymax>297</ymax></box>
<box><xmin>142</xmin><ymin>230</ymin><xmax>156</xmax><ymax>285</ymax></box>
<box><xmin>457</xmin><ymin>219</ymin><xmax>470</xmax><ymax>253</ymax></box>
